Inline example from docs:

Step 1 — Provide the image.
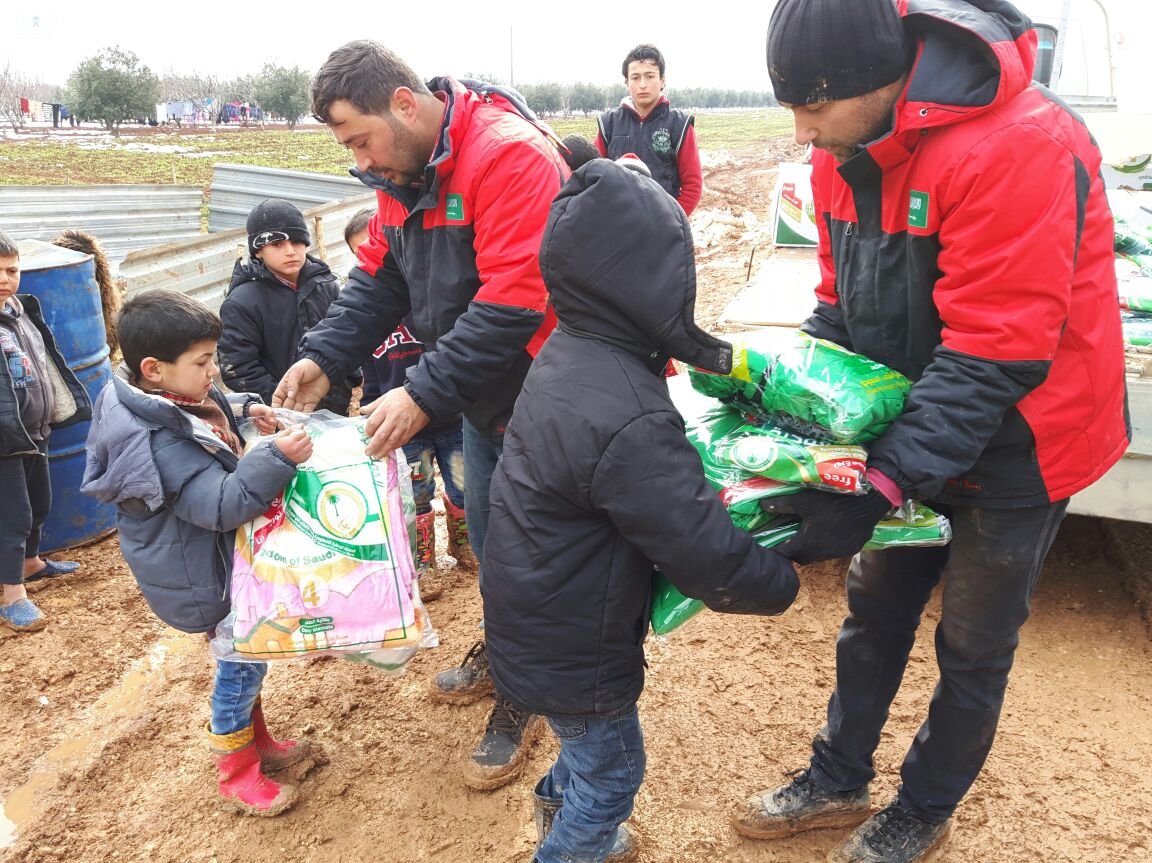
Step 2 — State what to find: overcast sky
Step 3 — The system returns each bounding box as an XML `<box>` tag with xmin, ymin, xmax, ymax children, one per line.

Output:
<box><xmin>9</xmin><ymin>0</ymin><xmax>1151</xmax><ymax>110</ymax></box>
<box><xmin>10</xmin><ymin>1</ymin><xmax>775</xmax><ymax>90</ymax></box>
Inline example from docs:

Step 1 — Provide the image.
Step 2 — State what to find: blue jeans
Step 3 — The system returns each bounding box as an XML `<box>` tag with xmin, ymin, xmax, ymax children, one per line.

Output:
<box><xmin>536</xmin><ymin>705</ymin><xmax>646</xmax><ymax>863</ymax></box>
<box><xmin>402</xmin><ymin>423</ymin><xmax>465</xmax><ymax>514</ymax></box>
<box><xmin>210</xmin><ymin>659</ymin><xmax>267</xmax><ymax>735</ymax></box>
<box><xmin>809</xmin><ymin>500</ymin><xmax>1068</xmax><ymax>822</ymax></box>
<box><xmin>461</xmin><ymin>418</ymin><xmax>503</xmax><ymax>580</ymax></box>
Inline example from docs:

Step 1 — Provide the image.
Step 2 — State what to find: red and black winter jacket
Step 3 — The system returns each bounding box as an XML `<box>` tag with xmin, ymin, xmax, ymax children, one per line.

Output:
<box><xmin>299</xmin><ymin>78</ymin><xmax>568</xmax><ymax>437</ymax></box>
<box><xmin>803</xmin><ymin>0</ymin><xmax>1130</xmax><ymax>507</ymax></box>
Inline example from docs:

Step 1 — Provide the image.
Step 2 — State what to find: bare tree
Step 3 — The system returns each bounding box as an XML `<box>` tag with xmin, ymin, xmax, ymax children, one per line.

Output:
<box><xmin>0</xmin><ymin>62</ymin><xmax>43</xmax><ymax>132</ymax></box>
<box><xmin>159</xmin><ymin>68</ymin><xmax>221</xmax><ymax>125</ymax></box>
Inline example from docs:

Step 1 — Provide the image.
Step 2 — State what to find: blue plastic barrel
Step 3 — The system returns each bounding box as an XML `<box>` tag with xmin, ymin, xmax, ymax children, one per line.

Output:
<box><xmin>15</xmin><ymin>239</ymin><xmax>116</xmax><ymax>552</ymax></box>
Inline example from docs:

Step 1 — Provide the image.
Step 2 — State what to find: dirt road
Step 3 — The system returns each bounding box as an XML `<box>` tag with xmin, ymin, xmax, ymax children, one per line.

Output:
<box><xmin>2</xmin><ymin>146</ymin><xmax>1150</xmax><ymax>863</ymax></box>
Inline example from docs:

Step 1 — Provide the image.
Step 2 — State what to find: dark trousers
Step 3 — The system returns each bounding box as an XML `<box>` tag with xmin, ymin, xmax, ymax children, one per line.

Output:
<box><xmin>0</xmin><ymin>448</ymin><xmax>51</xmax><ymax>585</ymax></box>
<box><xmin>810</xmin><ymin>500</ymin><xmax>1068</xmax><ymax>823</ymax></box>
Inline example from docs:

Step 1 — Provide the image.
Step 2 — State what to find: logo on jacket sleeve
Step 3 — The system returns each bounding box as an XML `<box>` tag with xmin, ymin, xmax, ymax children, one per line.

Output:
<box><xmin>908</xmin><ymin>190</ymin><xmax>930</xmax><ymax>229</ymax></box>
<box><xmin>445</xmin><ymin>193</ymin><xmax>466</xmax><ymax>221</ymax></box>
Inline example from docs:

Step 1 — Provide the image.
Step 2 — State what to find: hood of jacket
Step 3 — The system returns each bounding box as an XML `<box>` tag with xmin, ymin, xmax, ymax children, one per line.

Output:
<box><xmin>539</xmin><ymin>159</ymin><xmax>731</xmax><ymax>374</ymax></box>
<box><xmin>888</xmin><ymin>0</ymin><xmax>1035</xmax><ymax>138</ymax></box>
<box><xmin>82</xmin><ymin>368</ymin><xmax>237</xmax><ymax>511</ymax></box>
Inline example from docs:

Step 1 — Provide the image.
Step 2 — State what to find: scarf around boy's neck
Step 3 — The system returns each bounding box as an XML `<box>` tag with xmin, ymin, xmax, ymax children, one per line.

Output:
<box><xmin>150</xmin><ymin>388</ymin><xmax>243</xmax><ymax>456</ymax></box>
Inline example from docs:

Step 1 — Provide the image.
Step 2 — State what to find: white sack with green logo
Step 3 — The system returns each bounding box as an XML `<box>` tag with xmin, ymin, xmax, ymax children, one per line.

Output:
<box><xmin>211</xmin><ymin>412</ymin><xmax>432</xmax><ymax>669</ymax></box>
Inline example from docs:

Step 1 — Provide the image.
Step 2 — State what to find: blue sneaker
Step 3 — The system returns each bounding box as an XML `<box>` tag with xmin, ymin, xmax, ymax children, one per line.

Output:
<box><xmin>0</xmin><ymin>598</ymin><xmax>47</xmax><ymax>632</ymax></box>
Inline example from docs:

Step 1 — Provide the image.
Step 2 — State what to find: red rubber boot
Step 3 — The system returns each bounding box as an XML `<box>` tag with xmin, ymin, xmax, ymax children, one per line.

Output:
<box><xmin>208</xmin><ymin>724</ymin><xmax>297</xmax><ymax>816</ymax></box>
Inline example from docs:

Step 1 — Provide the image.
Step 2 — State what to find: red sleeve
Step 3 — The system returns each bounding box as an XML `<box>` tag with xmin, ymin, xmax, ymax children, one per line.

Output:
<box><xmin>934</xmin><ymin>124</ymin><xmax>1078</xmax><ymax>362</ymax></box>
<box><xmin>594</xmin><ymin>126</ymin><xmax>609</xmax><ymax>157</ymax></box>
<box><xmin>472</xmin><ymin>138</ymin><xmax>564</xmax><ymax>315</ymax></box>
<box><xmin>676</xmin><ymin>124</ymin><xmax>703</xmax><ymax>216</ymax></box>
<box><xmin>809</xmin><ymin>153</ymin><xmax>839</xmax><ymax>307</ymax></box>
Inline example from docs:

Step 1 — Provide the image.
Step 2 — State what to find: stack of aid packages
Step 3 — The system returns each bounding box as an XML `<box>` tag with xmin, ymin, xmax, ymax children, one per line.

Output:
<box><xmin>211</xmin><ymin>411</ymin><xmax>435</xmax><ymax>673</ymax></box>
<box><xmin>652</xmin><ymin>329</ymin><xmax>952</xmax><ymax>635</ymax></box>
<box><xmin>1116</xmin><ymin>218</ymin><xmax>1152</xmax><ymax>357</ymax></box>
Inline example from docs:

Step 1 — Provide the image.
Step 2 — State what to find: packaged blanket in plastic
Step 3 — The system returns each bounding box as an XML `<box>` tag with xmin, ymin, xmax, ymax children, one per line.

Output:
<box><xmin>687</xmin><ymin>329</ymin><xmax>910</xmax><ymax>443</ymax></box>
<box><xmin>211</xmin><ymin>411</ymin><xmax>434</xmax><ymax>671</ymax></box>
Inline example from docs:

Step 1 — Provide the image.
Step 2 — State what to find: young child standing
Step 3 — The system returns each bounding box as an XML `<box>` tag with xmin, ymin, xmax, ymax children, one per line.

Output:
<box><xmin>344</xmin><ymin>208</ymin><xmax>476</xmax><ymax>599</ymax></box>
<box><xmin>218</xmin><ymin>198</ymin><xmax>354</xmax><ymax>416</ymax></box>
<box><xmin>82</xmin><ymin>289</ymin><xmax>317</xmax><ymax>816</ymax></box>
<box><xmin>481</xmin><ymin>162</ymin><xmax>799</xmax><ymax>861</ymax></box>
<box><xmin>0</xmin><ymin>230</ymin><xmax>90</xmax><ymax>632</ymax></box>
<box><xmin>595</xmin><ymin>44</ymin><xmax>703</xmax><ymax>215</ymax></box>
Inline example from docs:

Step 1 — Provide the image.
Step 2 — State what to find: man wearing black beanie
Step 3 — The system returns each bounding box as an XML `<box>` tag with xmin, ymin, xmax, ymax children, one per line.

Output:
<box><xmin>732</xmin><ymin>1</ymin><xmax>1130</xmax><ymax>862</ymax></box>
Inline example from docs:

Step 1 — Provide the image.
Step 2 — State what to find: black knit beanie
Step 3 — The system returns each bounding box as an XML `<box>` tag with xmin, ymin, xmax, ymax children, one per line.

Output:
<box><xmin>767</xmin><ymin>0</ymin><xmax>908</xmax><ymax>105</ymax></box>
<box><xmin>246</xmin><ymin>198</ymin><xmax>310</xmax><ymax>257</ymax></box>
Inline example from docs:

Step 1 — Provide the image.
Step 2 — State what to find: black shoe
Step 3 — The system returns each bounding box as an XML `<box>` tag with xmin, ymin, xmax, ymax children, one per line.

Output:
<box><xmin>829</xmin><ymin>801</ymin><xmax>952</xmax><ymax>863</ymax></box>
<box><xmin>431</xmin><ymin>640</ymin><xmax>494</xmax><ymax>705</ymax></box>
<box><xmin>462</xmin><ymin>696</ymin><xmax>540</xmax><ymax>791</ymax></box>
<box><xmin>732</xmin><ymin>767</ymin><xmax>871</xmax><ymax>840</ymax></box>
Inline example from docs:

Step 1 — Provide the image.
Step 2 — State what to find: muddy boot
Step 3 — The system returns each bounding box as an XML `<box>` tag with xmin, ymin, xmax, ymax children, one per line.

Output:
<box><xmin>462</xmin><ymin>696</ymin><xmax>541</xmax><ymax>791</ymax></box>
<box><xmin>828</xmin><ymin>801</ymin><xmax>952</xmax><ymax>863</ymax></box>
<box><xmin>431</xmin><ymin>640</ymin><xmax>495</xmax><ymax>705</ymax></box>
<box><xmin>207</xmin><ymin>724</ymin><xmax>297</xmax><ymax>817</ymax></box>
<box><xmin>414</xmin><ymin>511</ymin><xmax>444</xmax><ymax>602</ymax></box>
<box><xmin>251</xmin><ymin>698</ymin><xmax>313</xmax><ymax>772</ymax></box>
<box><xmin>533</xmin><ymin>776</ymin><xmax>639</xmax><ymax>863</ymax></box>
<box><xmin>732</xmin><ymin>767</ymin><xmax>870</xmax><ymax>840</ymax></box>
<box><xmin>533</xmin><ymin>776</ymin><xmax>564</xmax><ymax>843</ymax></box>
<box><xmin>443</xmin><ymin>496</ymin><xmax>479</xmax><ymax>573</ymax></box>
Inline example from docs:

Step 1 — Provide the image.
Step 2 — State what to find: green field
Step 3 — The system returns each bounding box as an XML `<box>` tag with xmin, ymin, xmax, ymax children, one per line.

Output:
<box><xmin>0</xmin><ymin>110</ymin><xmax>794</xmax><ymax>189</ymax></box>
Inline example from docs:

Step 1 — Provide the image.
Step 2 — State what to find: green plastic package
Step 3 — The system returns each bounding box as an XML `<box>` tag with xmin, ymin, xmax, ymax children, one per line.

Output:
<box><xmin>1116</xmin><ymin>220</ymin><xmax>1152</xmax><ymax>278</ymax></box>
<box><xmin>712</xmin><ymin>424</ymin><xmax>868</xmax><ymax>494</ymax></box>
<box><xmin>1119</xmin><ymin>282</ymin><xmax>1152</xmax><ymax>314</ymax></box>
<box><xmin>685</xmin><ymin>402</ymin><xmax>799</xmax><ymax>533</ymax></box>
<box><xmin>687</xmin><ymin>330</ymin><xmax>910</xmax><ymax>443</ymax></box>
<box><xmin>1123</xmin><ymin>311</ymin><xmax>1152</xmax><ymax>347</ymax></box>
<box><xmin>650</xmin><ymin>502</ymin><xmax>952</xmax><ymax>635</ymax></box>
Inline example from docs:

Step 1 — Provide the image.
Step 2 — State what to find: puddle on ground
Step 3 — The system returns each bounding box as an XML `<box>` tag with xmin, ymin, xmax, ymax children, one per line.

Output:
<box><xmin>0</xmin><ymin>634</ymin><xmax>201</xmax><ymax>849</ymax></box>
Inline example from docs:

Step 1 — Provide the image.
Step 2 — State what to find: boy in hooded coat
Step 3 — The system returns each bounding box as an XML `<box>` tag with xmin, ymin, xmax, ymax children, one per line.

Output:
<box><xmin>481</xmin><ymin>160</ymin><xmax>800</xmax><ymax>863</ymax></box>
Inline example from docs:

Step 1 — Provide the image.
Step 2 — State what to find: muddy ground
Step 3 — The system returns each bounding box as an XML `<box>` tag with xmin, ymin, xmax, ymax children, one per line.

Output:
<box><xmin>2</xmin><ymin>142</ymin><xmax>1151</xmax><ymax>863</ymax></box>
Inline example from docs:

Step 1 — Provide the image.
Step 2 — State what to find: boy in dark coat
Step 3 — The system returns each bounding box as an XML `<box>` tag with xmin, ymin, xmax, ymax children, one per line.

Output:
<box><xmin>482</xmin><ymin>160</ymin><xmax>800</xmax><ymax>863</ymax></box>
<box><xmin>218</xmin><ymin>199</ymin><xmax>354</xmax><ymax>416</ymax></box>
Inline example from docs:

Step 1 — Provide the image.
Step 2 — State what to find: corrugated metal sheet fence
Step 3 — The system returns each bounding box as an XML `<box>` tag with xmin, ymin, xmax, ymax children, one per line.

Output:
<box><xmin>207</xmin><ymin>164</ymin><xmax>366</xmax><ymax>233</ymax></box>
<box><xmin>118</xmin><ymin>194</ymin><xmax>375</xmax><ymax>311</ymax></box>
<box><xmin>0</xmin><ymin>185</ymin><xmax>204</xmax><ymax>265</ymax></box>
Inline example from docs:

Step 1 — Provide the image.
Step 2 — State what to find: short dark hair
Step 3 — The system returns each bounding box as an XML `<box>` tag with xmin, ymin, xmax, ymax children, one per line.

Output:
<box><xmin>0</xmin><ymin>230</ymin><xmax>19</xmax><ymax>259</ymax></box>
<box><xmin>344</xmin><ymin>207</ymin><xmax>375</xmax><ymax>248</ymax></box>
<box><xmin>117</xmin><ymin>290</ymin><xmax>221</xmax><ymax>381</ymax></box>
<box><xmin>312</xmin><ymin>40</ymin><xmax>431</xmax><ymax>124</ymax></box>
<box><xmin>622</xmin><ymin>44</ymin><xmax>666</xmax><ymax>79</ymax></box>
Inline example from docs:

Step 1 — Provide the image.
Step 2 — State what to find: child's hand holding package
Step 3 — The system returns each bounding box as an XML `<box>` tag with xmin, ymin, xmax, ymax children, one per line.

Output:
<box><xmin>274</xmin><ymin>425</ymin><xmax>313</xmax><ymax>464</ymax></box>
<box><xmin>247</xmin><ymin>403</ymin><xmax>280</xmax><ymax>436</ymax></box>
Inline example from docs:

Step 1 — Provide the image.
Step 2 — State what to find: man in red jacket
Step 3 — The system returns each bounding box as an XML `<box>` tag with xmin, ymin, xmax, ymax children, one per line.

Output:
<box><xmin>273</xmin><ymin>40</ymin><xmax>568</xmax><ymax>792</ymax></box>
<box><xmin>730</xmin><ymin>1</ymin><xmax>1130</xmax><ymax>861</ymax></box>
